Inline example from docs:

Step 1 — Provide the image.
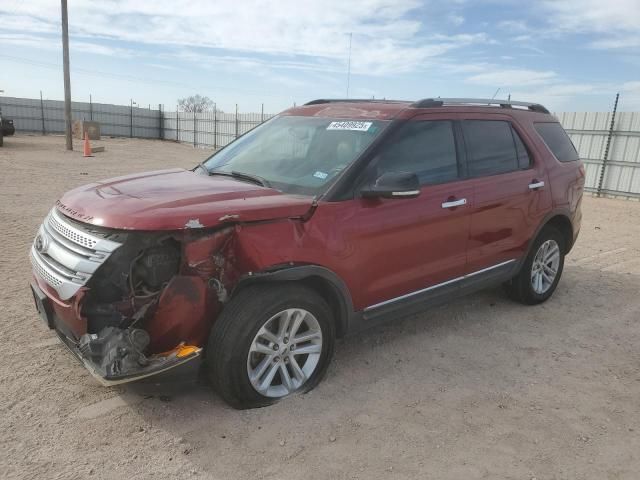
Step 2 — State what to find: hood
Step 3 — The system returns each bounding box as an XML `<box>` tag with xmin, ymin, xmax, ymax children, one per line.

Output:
<box><xmin>56</xmin><ymin>168</ymin><xmax>314</xmax><ymax>230</ymax></box>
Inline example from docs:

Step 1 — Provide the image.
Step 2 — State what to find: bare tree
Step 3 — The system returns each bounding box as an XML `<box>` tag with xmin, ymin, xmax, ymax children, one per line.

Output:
<box><xmin>177</xmin><ymin>95</ymin><xmax>220</xmax><ymax>113</ymax></box>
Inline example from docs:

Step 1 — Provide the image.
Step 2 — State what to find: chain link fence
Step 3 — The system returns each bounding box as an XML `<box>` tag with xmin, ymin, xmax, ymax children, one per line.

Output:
<box><xmin>557</xmin><ymin>110</ymin><xmax>640</xmax><ymax>199</ymax></box>
<box><xmin>0</xmin><ymin>96</ymin><xmax>276</xmax><ymax>148</ymax></box>
<box><xmin>162</xmin><ymin>108</ymin><xmax>276</xmax><ymax>149</ymax></box>
<box><xmin>0</xmin><ymin>96</ymin><xmax>164</xmax><ymax>139</ymax></box>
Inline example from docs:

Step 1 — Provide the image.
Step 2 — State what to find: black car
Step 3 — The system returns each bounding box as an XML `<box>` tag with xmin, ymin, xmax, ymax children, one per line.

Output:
<box><xmin>0</xmin><ymin>108</ymin><xmax>15</xmax><ymax>147</ymax></box>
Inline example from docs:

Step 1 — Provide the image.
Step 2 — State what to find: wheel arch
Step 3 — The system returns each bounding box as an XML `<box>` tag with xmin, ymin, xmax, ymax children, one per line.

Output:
<box><xmin>525</xmin><ymin>211</ymin><xmax>574</xmax><ymax>262</ymax></box>
<box><xmin>231</xmin><ymin>264</ymin><xmax>354</xmax><ymax>338</ymax></box>
<box><xmin>545</xmin><ymin>214</ymin><xmax>574</xmax><ymax>253</ymax></box>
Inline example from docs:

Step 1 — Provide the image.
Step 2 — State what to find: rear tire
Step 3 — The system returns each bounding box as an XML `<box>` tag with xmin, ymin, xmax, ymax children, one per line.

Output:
<box><xmin>504</xmin><ymin>225</ymin><xmax>565</xmax><ymax>305</ymax></box>
<box><xmin>206</xmin><ymin>284</ymin><xmax>335</xmax><ymax>409</ymax></box>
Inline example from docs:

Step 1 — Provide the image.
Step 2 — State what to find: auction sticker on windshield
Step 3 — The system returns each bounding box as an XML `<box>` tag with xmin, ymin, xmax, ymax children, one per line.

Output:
<box><xmin>326</xmin><ymin>121</ymin><xmax>372</xmax><ymax>131</ymax></box>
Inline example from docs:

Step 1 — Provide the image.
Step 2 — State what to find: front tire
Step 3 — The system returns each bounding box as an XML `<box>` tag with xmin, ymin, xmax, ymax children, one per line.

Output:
<box><xmin>207</xmin><ymin>284</ymin><xmax>335</xmax><ymax>409</ymax></box>
<box><xmin>504</xmin><ymin>225</ymin><xmax>565</xmax><ymax>305</ymax></box>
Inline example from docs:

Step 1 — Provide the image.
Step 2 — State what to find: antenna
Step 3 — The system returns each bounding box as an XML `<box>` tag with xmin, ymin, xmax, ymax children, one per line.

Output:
<box><xmin>346</xmin><ymin>32</ymin><xmax>352</xmax><ymax>98</ymax></box>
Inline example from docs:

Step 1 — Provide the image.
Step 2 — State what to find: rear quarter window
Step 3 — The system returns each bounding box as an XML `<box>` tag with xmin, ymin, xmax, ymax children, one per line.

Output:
<box><xmin>534</xmin><ymin>122</ymin><xmax>579</xmax><ymax>162</ymax></box>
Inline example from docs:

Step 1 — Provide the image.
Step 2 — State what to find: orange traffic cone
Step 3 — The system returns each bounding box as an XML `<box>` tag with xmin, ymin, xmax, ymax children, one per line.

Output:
<box><xmin>83</xmin><ymin>131</ymin><xmax>93</xmax><ymax>157</ymax></box>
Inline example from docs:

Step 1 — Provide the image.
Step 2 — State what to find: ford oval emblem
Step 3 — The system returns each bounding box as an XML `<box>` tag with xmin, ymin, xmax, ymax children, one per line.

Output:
<box><xmin>34</xmin><ymin>233</ymin><xmax>49</xmax><ymax>253</ymax></box>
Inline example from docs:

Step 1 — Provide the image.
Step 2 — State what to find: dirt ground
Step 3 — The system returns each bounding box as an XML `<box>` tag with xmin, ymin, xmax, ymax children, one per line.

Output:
<box><xmin>1</xmin><ymin>134</ymin><xmax>639</xmax><ymax>480</ymax></box>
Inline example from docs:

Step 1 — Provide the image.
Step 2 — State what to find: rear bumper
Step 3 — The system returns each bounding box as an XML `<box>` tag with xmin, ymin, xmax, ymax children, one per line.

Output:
<box><xmin>30</xmin><ymin>280</ymin><xmax>202</xmax><ymax>386</ymax></box>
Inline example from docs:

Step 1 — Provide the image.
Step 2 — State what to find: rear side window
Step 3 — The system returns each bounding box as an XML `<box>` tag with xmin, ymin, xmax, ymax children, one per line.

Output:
<box><xmin>463</xmin><ymin>120</ymin><xmax>526</xmax><ymax>176</ymax></box>
<box><xmin>534</xmin><ymin>122</ymin><xmax>579</xmax><ymax>162</ymax></box>
<box><xmin>375</xmin><ymin>121</ymin><xmax>458</xmax><ymax>185</ymax></box>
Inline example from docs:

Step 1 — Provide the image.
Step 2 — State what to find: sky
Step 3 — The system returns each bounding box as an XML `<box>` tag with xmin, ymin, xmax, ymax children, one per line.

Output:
<box><xmin>1</xmin><ymin>0</ymin><xmax>639</xmax><ymax>113</ymax></box>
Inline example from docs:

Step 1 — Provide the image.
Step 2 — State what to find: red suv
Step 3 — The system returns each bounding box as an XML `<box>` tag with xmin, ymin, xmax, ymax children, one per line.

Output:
<box><xmin>30</xmin><ymin>98</ymin><xmax>584</xmax><ymax>408</ymax></box>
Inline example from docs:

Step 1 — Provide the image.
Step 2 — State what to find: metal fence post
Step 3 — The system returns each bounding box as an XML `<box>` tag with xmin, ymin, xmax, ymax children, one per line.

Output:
<box><xmin>158</xmin><ymin>104</ymin><xmax>163</xmax><ymax>139</ymax></box>
<box><xmin>596</xmin><ymin>93</ymin><xmax>620</xmax><ymax>197</ymax></box>
<box><xmin>213</xmin><ymin>103</ymin><xmax>217</xmax><ymax>150</ymax></box>
<box><xmin>193</xmin><ymin>110</ymin><xmax>197</xmax><ymax>148</ymax></box>
<box><xmin>39</xmin><ymin>91</ymin><xmax>46</xmax><ymax>135</ymax></box>
<box><xmin>261</xmin><ymin>103</ymin><xmax>264</xmax><ymax>123</ymax></box>
<box><xmin>176</xmin><ymin>105</ymin><xmax>179</xmax><ymax>142</ymax></box>
<box><xmin>235</xmin><ymin>104</ymin><xmax>239</xmax><ymax>139</ymax></box>
<box><xmin>130</xmin><ymin>100</ymin><xmax>133</xmax><ymax>138</ymax></box>
<box><xmin>89</xmin><ymin>94</ymin><xmax>93</xmax><ymax>121</ymax></box>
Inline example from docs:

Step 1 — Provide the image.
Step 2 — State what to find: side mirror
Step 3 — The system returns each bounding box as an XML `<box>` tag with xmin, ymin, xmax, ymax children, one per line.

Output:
<box><xmin>360</xmin><ymin>171</ymin><xmax>420</xmax><ymax>199</ymax></box>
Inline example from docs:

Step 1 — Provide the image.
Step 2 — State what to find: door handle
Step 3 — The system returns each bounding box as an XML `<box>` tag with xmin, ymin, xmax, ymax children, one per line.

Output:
<box><xmin>528</xmin><ymin>180</ymin><xmax>545</xmax><ymax>190</ymax></box>
<box><xmin>441</xmin><ymin>198</ymin><xmax>467</xmax><ymax>209</ymax></box>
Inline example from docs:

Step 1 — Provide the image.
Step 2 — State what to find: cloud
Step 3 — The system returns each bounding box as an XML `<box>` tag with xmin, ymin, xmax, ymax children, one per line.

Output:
<box><xmin>542</xmin><ymin>0</ymin><xmax>639</xmax><ymax>33</ymax></box>
<box><xmin>448</xmin><ymin>14</ymin><xmax>465</xmax><ymax>26</ymax></box>
<box><xmin>0</xmin><ymin>12</ymin><xmax>58</xmax><ymax>34</ymax></box>
<box><xmin>144</xmin><ymin>63</ymin><xmax>176</xmax><ymax>71</ymax></box>
<box><xmin>73</xmin><ymin>41</ymin><xmax>136</xmax><ymax>57</ymax></box>
<box><xmin>0</xmin><ymin>0</ymin><xmax>492</xmax><ymax>76</ymax></box>
<box><xmin>590</xmin><ymin>36</ymin><xmax>640</xmax><ymax>49</ymax></box>
<box><xmin>0</xmin><ymin>32</ymin><xmax>134</xmax><ymax>57</ymax></box>
<box><xmin>0</xmin><ymin>33</ymin><xmax>53</xmax><ymax>50</ymax></box>
<box><xmin>541</xmin><ymin>0</ymin><xmax>640</xmax><ymax>49</ymax></box>
<box><xmin>622</xmin><ymin>81</ymin><xmax>640</xmax><ymax>93</ymax></box>
<box><xmin>498</xmin><ymin>20</ymin><xmax>529</xmax><ymax>33</ymax></box>
<box><xmin>466</xmin><ymin>68</ymin><xmax>557</xmax><ymax>87</ymax></box>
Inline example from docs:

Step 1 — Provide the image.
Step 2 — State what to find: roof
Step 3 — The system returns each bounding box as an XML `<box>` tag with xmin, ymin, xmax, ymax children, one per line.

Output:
<box><xmin>282</xmin><ymin>100</ymin><xmax>412</xmax><ymax>121</ymax></box>
<box><xmin>281</xmin><ymin>98</ymin><xmax>551</xmax><ymax>121</ymax></box>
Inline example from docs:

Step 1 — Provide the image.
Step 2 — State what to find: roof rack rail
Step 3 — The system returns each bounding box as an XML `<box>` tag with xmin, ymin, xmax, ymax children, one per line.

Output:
<box><xmin>304</xmin><ymin>98</ymin><xmax>409</xmax><ymax>106</ymax></box>
<box><xmin>411</xmin><ymin>98</ymin><xmax>550</xmax><ymax>114</ymax></box>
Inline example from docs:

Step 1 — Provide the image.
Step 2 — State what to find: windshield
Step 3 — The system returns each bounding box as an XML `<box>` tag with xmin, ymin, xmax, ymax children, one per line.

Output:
<box><xmin>201</xmin><ymin>116</ymin><xmax>389</xmax><ymax>195</ymax></box>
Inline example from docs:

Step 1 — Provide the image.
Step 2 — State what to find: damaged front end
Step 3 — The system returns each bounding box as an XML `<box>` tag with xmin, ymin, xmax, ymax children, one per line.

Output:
<box><xmin>76</xmin><ymin>328</ymin><xmax>201</xmax><ymax>385</ymax></box>
<box><xmin>31</xmin><ymin>208</ymin><xmax>239</xmax><ymax>385</ymax></box>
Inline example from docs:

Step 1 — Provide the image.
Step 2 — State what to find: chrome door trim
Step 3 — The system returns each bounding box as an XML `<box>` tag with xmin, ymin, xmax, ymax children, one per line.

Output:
<box><xmin>528</xmin><ymin>181</ymin><xmax>545</xmax><ymax>190</ymax></box>
<box><xmin>364</xmin><ymin>259</ymin><xmax>516</xmax><ymax>311</ymax></box>
<box><xmin>391</xmin><ymin>190</ymin><xmax>421</xmax><ymax>197</ymax></box>
<box><xmin>464</xmin><ymin>259</ymin><xmax>516</xmax><ymax>278</ymax></box>
<box><xmin>441</xmin><ymin>198</ymin><xmax>467</xmax><ymax>208</ymax></box>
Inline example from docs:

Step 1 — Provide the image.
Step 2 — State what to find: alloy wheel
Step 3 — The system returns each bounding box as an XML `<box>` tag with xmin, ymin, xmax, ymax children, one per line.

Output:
<box><xmin>531</xmin><ymin>239</ymin><xmax>561</xmax><ymax>294</ymax></box>
<box><xmin>246</xmin><ymin>308</ymin><xmax>323</xmax><ymax>398</ymax></box>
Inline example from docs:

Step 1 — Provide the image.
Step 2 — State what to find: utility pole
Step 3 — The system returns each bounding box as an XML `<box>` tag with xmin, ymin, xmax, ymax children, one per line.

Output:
<box><xmin>61</xmin><ymin>0</ymin><xmax>73</xmax><ymax>150</ymax></box>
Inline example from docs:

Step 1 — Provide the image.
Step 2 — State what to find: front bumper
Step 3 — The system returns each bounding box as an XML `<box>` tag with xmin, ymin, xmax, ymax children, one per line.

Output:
<box><xmin>31</xmin><ymin>281</ymin><xmax>202</xmax><ymax>386</ymax></box>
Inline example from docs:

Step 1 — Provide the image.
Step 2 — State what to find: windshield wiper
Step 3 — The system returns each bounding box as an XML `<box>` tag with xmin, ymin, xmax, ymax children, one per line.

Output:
<box><xmin>208</xmin><ymin>170</ymin><xmax>271</xmax><ymax>188</ymax></box>
<box><xmin>195</xmin><ymin>162</ymin><xmax>209</xmax><ymax>174</ymax></box>
<box><xmin>231</xmin><ymin>171</ymin><xmax>271</xmax><ymax>187</ymax></box>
